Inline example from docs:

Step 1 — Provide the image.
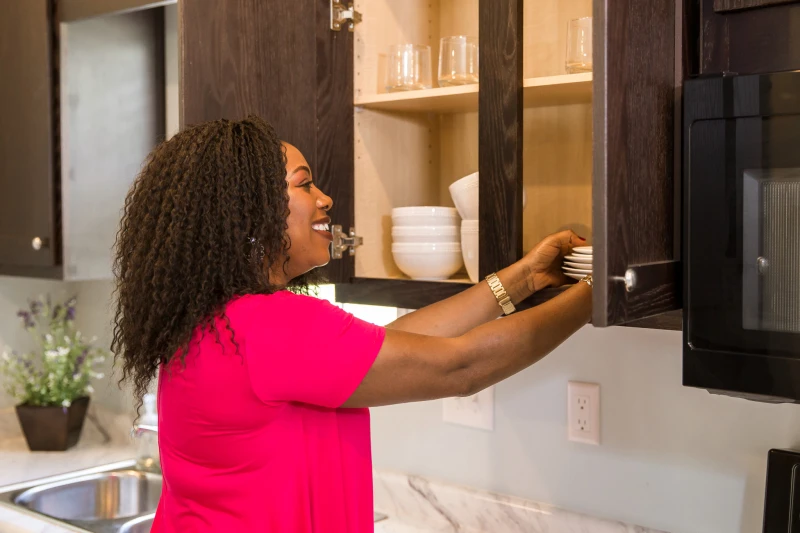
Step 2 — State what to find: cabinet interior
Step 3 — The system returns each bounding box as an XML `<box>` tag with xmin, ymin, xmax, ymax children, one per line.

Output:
<box><xmin>353</xmin><ymin>0</ymin><xmax>593</xmax><ymax>282</ymax></box>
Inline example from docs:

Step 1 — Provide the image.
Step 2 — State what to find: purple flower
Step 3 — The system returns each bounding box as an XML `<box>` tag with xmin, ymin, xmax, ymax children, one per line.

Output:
<box><xmin>29</xmin><ymin>299</ymin><xmax>42</xmax><ymax>317</ymax></box>
<box><xmin>65</xmin><ymin>297</ymin><xmax>77</xmax><ymax>320</ymax></box>
<box><xmin>74</xmin><ymin>349</ymin><xmax>88</xmax><ymax>370</ymax></box>
<box><xmin>16</xmin><ymin>310</ymin><xmax>35</xmax><ymax>329</ymax></box>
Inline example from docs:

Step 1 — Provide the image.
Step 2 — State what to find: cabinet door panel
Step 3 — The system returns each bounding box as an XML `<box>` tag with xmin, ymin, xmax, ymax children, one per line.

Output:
<box><xmin>180</xmin><ymin>0</ymin><xmax>353</xmax><ymax>283</ymax></box>
<box><xmin>478</xmin><ymin>0</ymin><xmax>524</xmax><ymax>278</ymax></box>
<box><xmin>0</xmin><ymin>0</ymin><xmax>58</xmax><ymax>269</ymax></box>
<box><xmin>592</xmin><ymin>0</ymin><xmax>681</xmax><ymax>326</ymax></box>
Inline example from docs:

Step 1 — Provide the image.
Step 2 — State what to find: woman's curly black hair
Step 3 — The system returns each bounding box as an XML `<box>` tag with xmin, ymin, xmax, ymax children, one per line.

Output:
<box><xmin>111</xmin><ymin>115</ymin><xmax>320</xmax><ymax>416</ymax></box>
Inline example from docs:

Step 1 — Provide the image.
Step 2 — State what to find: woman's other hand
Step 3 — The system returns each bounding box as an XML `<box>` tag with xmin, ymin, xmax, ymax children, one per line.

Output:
<box><xmin>523</xmin><ymin>230</ymin><xmax>586</xmax><ymax>292</ymax></box>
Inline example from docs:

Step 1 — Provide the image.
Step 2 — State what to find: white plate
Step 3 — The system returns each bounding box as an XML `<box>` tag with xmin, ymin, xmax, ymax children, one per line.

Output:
<box><xmin>573</xmin><ymin>246</ymin><xmax>593</xmax><ymax>255</ymax></box>
<box><xmin>564</xmin><ymin>260</ymin><xmax>591</xmax><ymax>269</ymax></box>
<box><xmin>563</xmin><ymin>266</ymin><xmax>592</xmax><ymax>275</ymax></box>
<box><xmin>565</xmin><ymin>272</ymin><xmax>589</xmax><ymax>281</ymax></box>
<box><xmin>564</xmin><ymin>254</ymin><xmax>592</xmax><ymax>264</ymax></box>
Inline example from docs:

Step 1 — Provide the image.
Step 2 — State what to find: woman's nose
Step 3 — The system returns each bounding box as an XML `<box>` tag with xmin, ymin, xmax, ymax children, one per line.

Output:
<box><xmin>316</xmin><ymin>190</ymin><xmax>333</xmax><ymax>211</ymax></box>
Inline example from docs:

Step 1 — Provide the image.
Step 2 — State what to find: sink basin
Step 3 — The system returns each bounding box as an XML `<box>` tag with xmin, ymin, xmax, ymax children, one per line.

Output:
<box><xmin>13</xmin><ymin>470</ymin><xmax>161</xmax><ymax>521</ymax></box>
<box><xmin>120</xmin><ymin>514</ymin><xmax>155</xmax><ymax>533</ymax></box>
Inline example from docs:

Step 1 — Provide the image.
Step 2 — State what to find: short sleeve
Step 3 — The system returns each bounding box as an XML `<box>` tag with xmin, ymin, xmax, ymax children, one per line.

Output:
<box><xmin>237</xmin><ymin>292</ymin><xmax>385</xmax><ymax>408</ymax></box>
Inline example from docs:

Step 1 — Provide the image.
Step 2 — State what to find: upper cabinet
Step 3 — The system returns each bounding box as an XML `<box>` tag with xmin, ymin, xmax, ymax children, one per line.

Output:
<box><xmin>0</xmin><ymin>0</ymin><xmax>172</xmax><ymax>280</ymax></box>
<box><xmin>180</xmin><ymin>0</ymin><xmax>683</xmax><ymax>328</ymax></box>
<box><xmin>0</xmin><ymin>0</ymin><xmax>58</xmax><ymax>277</ymax></box>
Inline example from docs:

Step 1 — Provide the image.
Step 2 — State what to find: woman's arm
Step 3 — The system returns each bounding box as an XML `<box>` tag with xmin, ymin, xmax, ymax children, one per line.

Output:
<box><xmin>385</xmin><ymin>230</ymin><xmax>583</xmax><ymax>337</ymax></box>
<box><xmin>342</xmin><ymin>280</ymin><xmax>591</xmax><ymax>408</ymax></box>
<box><xmin>384</xmin><ymin>261</ymin><xmax>532</xmax><ymax>337</ymax></box>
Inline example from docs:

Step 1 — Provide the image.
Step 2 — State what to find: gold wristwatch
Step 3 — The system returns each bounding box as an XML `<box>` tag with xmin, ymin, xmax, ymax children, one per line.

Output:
<box><xmin>579</xmin><ymin>274</ymin><xmax>593</xmax><ymax>287</ymax></box>
<box><xmin>485</xmin><ymin>273</ymin><xmax>516</xmax><ymax>315</ymax></box>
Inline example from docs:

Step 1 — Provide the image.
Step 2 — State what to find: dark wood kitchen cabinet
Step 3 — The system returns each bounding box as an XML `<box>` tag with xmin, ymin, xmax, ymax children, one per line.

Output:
<box><xmin>179</xmin><ymin>0</ymin><xmax>684</xmax><ymax>329</ymax></box>
<box><xmin>0</xmin><ymin>0</ymin><xmax>168</xmax><ymax>280</ymax></box>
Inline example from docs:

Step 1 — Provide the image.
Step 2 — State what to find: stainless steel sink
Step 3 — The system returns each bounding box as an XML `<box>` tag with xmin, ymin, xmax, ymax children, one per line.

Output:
<box><xmin>0</xmin><ymin>460</ymin><xmax>160</xmax><ymax>533</ymax></box>
<box><xmin>118</xmin><ymin>514</ymin><xmax>154</xmax><ymax>533</ymax></box>
<box><xmin>14</xmin><ymin>470</ymin><xmax>160</xmax><ymax>521</ymax></box>
<box><xmin>0</xmin><ymin>459</ymin><xmax>389</xmax><ymax>532</ymax></box>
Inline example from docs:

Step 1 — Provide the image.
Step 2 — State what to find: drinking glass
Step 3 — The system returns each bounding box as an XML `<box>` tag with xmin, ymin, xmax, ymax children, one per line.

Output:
<box><xmin>385</xmin><ymin>44</ymin><xmax>433</xmax><ymax>92</ymax></box>
<box><xmin>565</xmin><ymin>17</ymin><xmax>592</xmax><ymax>74</ymax></box>
<box><xmin>438</xmin><ymin>36</ymin><xmax>479</xmax><ymax>87</ymax></box>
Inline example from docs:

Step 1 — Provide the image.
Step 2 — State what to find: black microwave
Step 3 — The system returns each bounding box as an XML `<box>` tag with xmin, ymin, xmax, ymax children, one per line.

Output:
<box><xmin>683</xmin><ymin>71</ymin><xmax>800</xmax><ymax>403</ymax></box>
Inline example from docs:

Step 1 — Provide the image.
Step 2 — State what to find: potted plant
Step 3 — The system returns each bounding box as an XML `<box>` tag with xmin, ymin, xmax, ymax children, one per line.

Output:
<box><xmin>1</xmin><ymin>295</ymin><xmax>109</xmax><ymax>451</ymax></box>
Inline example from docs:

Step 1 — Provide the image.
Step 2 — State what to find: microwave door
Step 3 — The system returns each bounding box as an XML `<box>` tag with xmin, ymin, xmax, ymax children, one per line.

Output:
<box><xmin>742</xmin><ymin>168</ymin><xmax>800</xmax><ymax>334</ymax></box>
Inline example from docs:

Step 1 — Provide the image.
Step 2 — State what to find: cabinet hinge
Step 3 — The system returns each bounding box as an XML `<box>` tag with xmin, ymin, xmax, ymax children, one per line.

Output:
<box><xmin>330</xmin><ymin>1</ymin><xmax>362</xmax><ymax>32</ymax></box>
<box><xmin>331</xmin><ymin>225</ymin><xmax>363</xmax><ymax>259</ymax></box>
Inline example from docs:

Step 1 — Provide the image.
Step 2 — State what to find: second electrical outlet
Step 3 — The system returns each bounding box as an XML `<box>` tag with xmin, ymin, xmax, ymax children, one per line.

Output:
<box><xmin>567</xmin><ymin>381</ymin><xmax>600</xmax><ymax>445</ymax></box>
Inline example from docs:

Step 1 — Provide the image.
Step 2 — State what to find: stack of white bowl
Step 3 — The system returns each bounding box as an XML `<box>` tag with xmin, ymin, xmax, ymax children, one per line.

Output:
<box><xmin>448</xmin><ymin>171</ymin><xmax>527</xmax><ymax>283</ymax></box>
<box><xmin>562</xmin><ymin>246</ymin><xmax>592</xmax><ymax>280</ymax></box>
<box><xmin>391</xmin><ymin>206</ymin><xmax>463</xmax><ymax>280</ymax></box>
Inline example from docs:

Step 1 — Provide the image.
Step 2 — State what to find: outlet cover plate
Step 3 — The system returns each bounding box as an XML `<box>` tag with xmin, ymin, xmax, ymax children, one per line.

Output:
<box><xmin>443</xmin><ymin>386</ymin><xmax>494</xmax><ymax>431</ymax></box>
<box><xmin>568</xmin><ymin>381</ymin><xmax>600</xmax><ymax>445</ymax></box>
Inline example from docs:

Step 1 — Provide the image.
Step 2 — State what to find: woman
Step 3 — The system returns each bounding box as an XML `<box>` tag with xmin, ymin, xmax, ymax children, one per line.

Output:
<box><xmin>112</xmin><ymin>116</ymin><xmax>592</xmax><ymax>532</ymax></box>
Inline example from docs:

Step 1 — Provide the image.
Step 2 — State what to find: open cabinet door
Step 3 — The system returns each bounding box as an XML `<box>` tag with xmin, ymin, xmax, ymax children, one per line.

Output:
<box><xmin>592</xmin><ymin>0</ymin><xmax>682</xmax><ymax>326</ymax></box>
<box><xmin>179</xmin><ymin>0</ymin><xmax>354</xmax><ymax>284</ymax></box>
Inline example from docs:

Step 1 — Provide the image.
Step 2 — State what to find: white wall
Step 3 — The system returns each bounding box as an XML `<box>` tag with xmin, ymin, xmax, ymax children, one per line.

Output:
<box><xmin>365</xmin><ymin>322</ymin><xmax>800</xmax><ymax>533</ymax></box>
<box><xmin>3</xmin><ymin>274</ymin><xmax>799</xmax><ymax>532</ymax></box>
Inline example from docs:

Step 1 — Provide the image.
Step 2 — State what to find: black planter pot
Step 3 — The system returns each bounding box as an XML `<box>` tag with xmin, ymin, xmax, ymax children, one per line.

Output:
<box><xmin>15</xmin><ymin>396</ymin><xmax>90</xmax><ymax>451</ymax></box>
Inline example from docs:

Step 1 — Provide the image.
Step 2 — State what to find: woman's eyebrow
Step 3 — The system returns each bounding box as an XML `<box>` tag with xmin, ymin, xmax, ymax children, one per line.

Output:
<box><xmin>289</xmin><ymin>165</ymin><xmax>312</xmax><ymax>178</ymax></box>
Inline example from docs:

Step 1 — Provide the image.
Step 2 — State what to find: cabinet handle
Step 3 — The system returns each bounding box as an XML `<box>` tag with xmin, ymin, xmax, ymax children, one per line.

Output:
<box><xmin>31</xmin><ymin>237</ymin><xmax>48</xmax><ymax>251</ymax></box>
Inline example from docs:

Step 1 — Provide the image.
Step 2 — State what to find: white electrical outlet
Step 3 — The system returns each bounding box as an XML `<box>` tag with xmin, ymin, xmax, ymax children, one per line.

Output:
<box><xmin>442</xmin><ymin>386</ymin><xmax>494</xmax><ymax>431</ymax></box>
<box><xmin>567</xmin><ymin>381</ymin><xmax>600</xmax><ymax>445</ymax></box>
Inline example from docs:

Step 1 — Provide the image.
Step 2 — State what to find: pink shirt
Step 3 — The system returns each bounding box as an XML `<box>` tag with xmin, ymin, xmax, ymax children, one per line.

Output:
<box><xmin>151</xmin><ymin>292</ymin><xmax>386</xmax><ymax>532</ymax></box>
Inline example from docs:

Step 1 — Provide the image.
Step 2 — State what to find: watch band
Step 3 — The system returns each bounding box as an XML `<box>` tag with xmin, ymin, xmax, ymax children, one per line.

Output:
<box><xmin>485</xmin><ymin>273</ymin><xmax>516</xmax><ymax>315</ymax></box>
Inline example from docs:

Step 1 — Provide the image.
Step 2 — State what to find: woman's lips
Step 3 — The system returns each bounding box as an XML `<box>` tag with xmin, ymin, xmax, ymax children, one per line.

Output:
<box><xmin>312</xmin><ymin>223</ymin><xmax>333</xmax><ymax>241</ymax></box>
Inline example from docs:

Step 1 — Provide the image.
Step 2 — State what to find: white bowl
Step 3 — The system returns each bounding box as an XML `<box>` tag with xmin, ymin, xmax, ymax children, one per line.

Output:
<box><xmin>461</xmin><ymin>219</ymin><xmax>479</xmax><ymax>233</ymax></box>
<box><xmin>392</xmin><ymin>225</ymin><xmax>459</xmax><ymax>243</ymax></box>
<box><xmin>392</xmin><ymin>206</ymin><xmax>458</xmax><ymax>217</ymax></box>
<box><xmin>392</xmin><ymin>242</ymin><xmax>464</xmax><ymax>280</ymax></box>
<box><xmin>461</xmin><ymin>225</ymin><xmax>479</xmax><ymax>283</ymax></box>
<box><xmin>392</xmin><ymin>206</ymin><xmax>460</xmax><ymax>227</ymax></box>
<box><xmin>449</xmin><ymin>172</ymin><xmax>479</xmax><ymax>220</ymax></box>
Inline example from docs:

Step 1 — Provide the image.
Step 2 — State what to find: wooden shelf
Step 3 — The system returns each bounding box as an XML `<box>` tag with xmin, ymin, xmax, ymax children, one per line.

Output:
<box><xmin>335</xmin><ymin>278</ymin><xmax>473</xmax><ymax>309</ymax></box>
<box><xmin>354</xmin><ymin>73</ymin><xmax>592</xmax><ymax>114</ymax></box>
<box><xmin>375</xmin><ymin>274</ymin><xmax>474</xmax><ymax>285</ymax></box>
<box><xmin>523</xmin><ymin>73</ymin><xmax>593</xmax><ymax>107</ymax></box>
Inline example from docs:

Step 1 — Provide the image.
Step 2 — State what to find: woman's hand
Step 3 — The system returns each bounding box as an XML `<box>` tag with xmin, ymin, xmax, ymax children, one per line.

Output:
<box><xmin>522</xmin><ymin>230</ymin><xmax>586</xmax><ymax>293</ymax></box>
<box><xmin>385</xmin><ymin>229</ymin><xmax>587</xmax><ymax>338</ymax></box>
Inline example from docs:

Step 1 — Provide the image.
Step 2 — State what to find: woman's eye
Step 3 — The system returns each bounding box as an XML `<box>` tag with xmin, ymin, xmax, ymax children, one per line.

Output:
<box><xmin>301</xmin><ymin>182</ymin><xmax>313</xmax><ymax>190</ymax></box>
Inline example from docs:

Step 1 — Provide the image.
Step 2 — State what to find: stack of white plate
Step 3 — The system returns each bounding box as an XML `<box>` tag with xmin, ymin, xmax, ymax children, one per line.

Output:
<box><xmin>562</xmin><ymin>246</ymin><xmax>592</xmax><ymax>280</ymax></box>
<box><xmin>391</xmin><ymin>207</ymin><xmax>463</xmax><ymax>280</ymax></box>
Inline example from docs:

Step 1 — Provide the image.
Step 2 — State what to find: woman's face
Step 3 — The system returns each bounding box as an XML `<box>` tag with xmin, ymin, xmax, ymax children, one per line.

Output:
<box><xmin>279</xmin><ymin>142</ymin><xmax>334</xmax><ymax>281</ymax></box>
